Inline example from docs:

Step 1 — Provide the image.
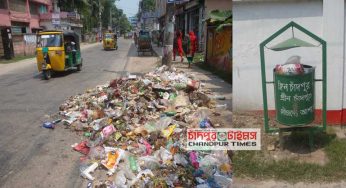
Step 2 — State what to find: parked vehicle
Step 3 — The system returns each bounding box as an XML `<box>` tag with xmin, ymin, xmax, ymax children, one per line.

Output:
<box><xmin>137</xmin><ymin>30</ymin><xmax>153</xmax><ymax>56</ymax></box>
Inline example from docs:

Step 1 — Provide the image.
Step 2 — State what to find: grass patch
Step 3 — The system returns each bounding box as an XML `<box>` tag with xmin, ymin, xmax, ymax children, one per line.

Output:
<box><xmin>192</xmin><ymin>53</ymin><xmax>232</xmax><ymax>84</ymax></box>
<box><xmin>0</xmin><ymin>55</ymin><xmax>35</xmax><ymax>64</ymax></box>
<box><xmin>233</xmin><ymin>132</ymin><xmax>346</xmax><ymax>183</ymax></box>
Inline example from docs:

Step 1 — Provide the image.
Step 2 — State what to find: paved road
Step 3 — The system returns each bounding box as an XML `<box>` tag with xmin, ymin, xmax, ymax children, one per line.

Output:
<box><xmin>0</xmin><ymin>38</ymin><xmax>134</xmax><ymax>187</ymax></box>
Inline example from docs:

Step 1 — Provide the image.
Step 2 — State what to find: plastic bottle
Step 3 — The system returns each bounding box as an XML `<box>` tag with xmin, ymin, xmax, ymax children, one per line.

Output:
<box><xmin>129</xmin><ymin>156</ymin><xmax>138</xmax><ymax>172</ymax></box>
<box><xmin>43</xmin><ymin>122</ymin><xmax>55</xmax><ymax>129</ymax></box>
<box><xmin>211</xmin><ymin>95</ymin><xmax>226</xmax><ymax>100</ymax></box>
<box><xmin>84</xmin><ymin>132</ymin><xmax>92</xmax><ymax>137</ymax></box>
<box><xmin>215</xmin><ymin>104</ymin><xmax>227</xmax><ymax>110</ymax></box>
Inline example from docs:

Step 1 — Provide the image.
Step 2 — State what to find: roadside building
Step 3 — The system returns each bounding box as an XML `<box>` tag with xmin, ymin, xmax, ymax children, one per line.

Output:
<box><xmin>0</xmin><ymin>0</ymin><xmax>51</xmax><ymax>58</ymax></box>
<box><xmin>0</xmin><ymin>0</ymin><xmax>82</xmax><ymax>59</ymax></box>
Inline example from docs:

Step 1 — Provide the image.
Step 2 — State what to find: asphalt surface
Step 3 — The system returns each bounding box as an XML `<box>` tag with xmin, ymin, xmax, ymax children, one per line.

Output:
<box><xmin>0</xmin><ymin>38</ymin><xmax>134</xmax><ymax>187</ymax></box>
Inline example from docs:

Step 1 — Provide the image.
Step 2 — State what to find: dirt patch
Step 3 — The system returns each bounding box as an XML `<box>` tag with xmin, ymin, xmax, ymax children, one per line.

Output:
<box><xmin>126</xmin><ymin>56</ymin><xmax>160</xmax><ymax>74</ymax></box>
<box><xmin>233</xmin><ymin>112</ymin><xmax>329</xmax><ymax>166</ymax></box>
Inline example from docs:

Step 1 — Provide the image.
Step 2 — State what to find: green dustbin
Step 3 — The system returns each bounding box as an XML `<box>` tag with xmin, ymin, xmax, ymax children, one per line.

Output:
<box><xmin>274</xmin><ymin>64</ymin><xmax>315</xmax><ymax>126</ymax></box>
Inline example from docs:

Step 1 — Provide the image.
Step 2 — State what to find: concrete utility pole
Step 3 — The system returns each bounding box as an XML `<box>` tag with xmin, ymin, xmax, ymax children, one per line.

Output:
<box><xmin>99</xmin><ymin>0</ymin><xmax>102</xmax><ymax>40</ymax></box>
<box><xmin>162</xmin><ymin>2</ymin><xmax>175</xmax><ymax>68</ymax></box>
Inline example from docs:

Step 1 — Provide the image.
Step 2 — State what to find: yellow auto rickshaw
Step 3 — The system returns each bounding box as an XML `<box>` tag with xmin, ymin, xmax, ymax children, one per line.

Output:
<box><xmin>36</xmin><ymin>30</ymin><xmax>83</xmax><ymax>80</ymax></box>
<box><xmin>103</xmin><ymin>32</ymin><xmax>118</xmax><ymax>50</ymax></box>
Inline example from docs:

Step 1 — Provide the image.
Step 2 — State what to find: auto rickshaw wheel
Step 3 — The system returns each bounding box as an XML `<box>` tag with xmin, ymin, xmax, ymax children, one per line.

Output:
<box><xmin>77</xmin><ymin>59</ymin><xmax>83</xmax><ymax>71</ymax></box>
<box><xmin>42</xmin><ymin>70</ymin><xmax>51</xmax><ymax>80</ymax></box>
<box><xmin>76</xmin><ymin>64</ymin><xmax>82</xmax><ymax>71</ymax></box>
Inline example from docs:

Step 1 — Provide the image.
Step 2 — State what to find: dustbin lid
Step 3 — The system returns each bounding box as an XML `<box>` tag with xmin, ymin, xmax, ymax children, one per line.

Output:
<box><xmin>269</xmin><ymin>37</ymin><xmax>317</xmax><ymax>51</ymax></box>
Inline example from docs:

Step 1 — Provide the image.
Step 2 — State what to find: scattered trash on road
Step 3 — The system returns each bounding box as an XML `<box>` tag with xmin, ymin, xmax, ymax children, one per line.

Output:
<box><xmin>42</xmin><ymin>119</ymin><xmax>61</xmax><ymax>129</ymax></box>
<box><xmin>56</xmin><ymin>65</ymin><xmax>232</xmax><ymax>187</ymax></box>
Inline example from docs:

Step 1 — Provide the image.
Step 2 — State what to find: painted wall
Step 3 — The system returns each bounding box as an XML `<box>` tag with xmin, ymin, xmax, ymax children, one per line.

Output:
<box><xmin>0</xmin><ymin>9</ymin><xmax>11</xmax><ymax>26</ymax></box>
<box><xmin>233</xmin><ymin>0</ymin><xmax>346</xmax><ymax>124</ymax></box>
<box><xmin>206</xmin><ymin>26</ymin><xmax>232</xmax><ymax>74</ymax></box>
<box><xmin>202</xmin><ymin>0</ymin><xmax>232</xmax><ymax>52</ymax></box>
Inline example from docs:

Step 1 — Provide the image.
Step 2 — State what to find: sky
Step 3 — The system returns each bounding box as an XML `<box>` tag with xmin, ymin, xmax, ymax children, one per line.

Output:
<box><xmin>115</xmin><ymin>0</ymin><xmax>140</xmax><ymax>18</ymax></box>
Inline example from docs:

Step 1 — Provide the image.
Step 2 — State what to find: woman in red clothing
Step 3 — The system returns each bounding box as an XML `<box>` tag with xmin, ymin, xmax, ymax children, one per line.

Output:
<box><xmin>186</xmin><ymin>31</ymin><xmax>197</xmax><ymax>67</ymax></box>
<box><xmin>189</xmin><ymin>31</ymin><xmax>197</xmax><ymax>57</ymax></box>
<box><xmin>173</xmin><ymin>31</ymin><xmax>184</xmax><ymax>62</ymax></box>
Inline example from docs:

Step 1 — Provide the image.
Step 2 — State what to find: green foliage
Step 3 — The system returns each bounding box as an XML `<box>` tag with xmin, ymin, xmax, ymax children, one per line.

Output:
<box><xmin>141</xmin><ymin>0</ymin><xmax>155</xmax><ymax>12</ymax></box>
<box><xmin>58</xmin><ymin>0</ymin><xmax>132</xmax><ymax>34</ymax></box>
<box><xmin>208</xmin><ymin>10</ymin><xmax>232</xmax><ymax>22</ymax></box>
<box><xmin>207</xmin><ymin>10</ymin><xmax>232</xmax><ymax>32</ymax></box>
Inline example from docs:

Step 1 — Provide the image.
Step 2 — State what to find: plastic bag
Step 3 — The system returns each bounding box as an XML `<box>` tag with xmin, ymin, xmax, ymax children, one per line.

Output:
<box><xmin>73</xmin><ymin>141</ymin><xmax>90</xmax><ymax>155</ymax></box>
<box><xmin>128</xmin><ymin>169</ymin><xmax>154</xmax><ymax>186</ymax></box>
<box><xmin>114</xmin><ymin>170</ymin><xmax>127</xmax><ymax>188</ymax></box>
<box><xmin>140</xmin><ymin>139</ymin><xmax>152</xmax><ymax>155</ymax></box>
<box><xmin>88</xmin><ymin>146</ymin><xmax>105</xmax><ymax>160</ymax></box>
<box><xmin>101</xmin><ymin>148</ymin><xmax>124</xmax><ymax>174</ymax></box>
<box><xmin>137</xmin><ymin>156</ymin><xmax>160</xmax><ymax>170</ymax></box>
<box><xmin>174</xmin><ymin>153</ymin><xmax>188</xmax><ymax>167</ymax></box>
<box><xmin>144</xmin><ymin>121</ymin><xmax>157</xmax><ymax>133</ymax></box>
<box><xmin>214</xmin><ymin>173</ymin><xmax>232</xmax><ymax>187</ymax></box>
<box><xmin>275</xmin><ymin>56</ymin><xmax>304</xmax><ymax>75</ymax></box>
<box><xmin>155</xmin><ymin>117</ymin><xmax>173</xmax><ymax>131</ymax></box>
<box><xmin>191</xmin><ymin>109</ymin><xmax>209</xmax><ymax>123</ymax></box>
<box><xmin>174</xmin><ymin>94</ymin><xmax>190</xmax><ymax>107</ymax></box>
<box><xmin>101</xmin><ymin>124</ymin><xmax>116</xmax><ymax>139</ymax></box>
<box><xmin>161</xmin><ymin>124</ymin><xmax>177</xmax><ymax>138</ymax></box>
<box><xmin>189</xmin><ymin>151</ymin><xmax>199</xmax><ymax>169</ymax></box>
<box><xmin>199</xmin><ymin>118</ymin><xmax>213</xmax><ymax>128</ymax></box>
<box><xmin>158</xmin><ymin>147</ymin><xmax>173</xmax><ymax>165</ymax></box>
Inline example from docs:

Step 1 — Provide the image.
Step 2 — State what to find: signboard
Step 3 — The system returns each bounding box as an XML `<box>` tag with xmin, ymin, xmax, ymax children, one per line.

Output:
<box><xmin>167</xmin><ymin>0</ymin><xmax>189</xmax><ymax>4</ymax></box>
<box><xmin>187</xmin><ymin>128</ymin><xmax>261</xmax><ymax>150</ymax></box>
<box><xmin>142</xmin><ymin>12</ymin><xmax>159</xmax><ymax>19</ymax></box>
<box><xmin>67</xmin><ymin>12</ymin><xmax>76</xmax><ymax>18</ymax></box>
<box><xmin>52</xmin><ymin>13</ymin><xmax>60</xmax><ymax>19</ymax></box>
<box><xmin>11</xmin><ymin>27</ymin><xmax>22</xmax><ymax>34</ymax></box>
<box><xmin>52</xmin><ymin>19</ymin><xmax>60</xmax><ymax>25</ymax></box>
<box><xmin>67</xmin><ymin>12</ymin><xmax>80</xmax><ymax>19</ymax></box>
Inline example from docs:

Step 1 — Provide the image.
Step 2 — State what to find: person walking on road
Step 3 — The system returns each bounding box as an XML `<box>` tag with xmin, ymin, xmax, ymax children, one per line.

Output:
<box><xmin>134</xmin><ymin>32</ymin><xmax>138</xmax><ymax>46</ymax></box>
<box><xmin>173</xmin><ymin>30</ymin><xmax>184</xmax><ymax>62</ymax></box>
<box><xmin>186</xmin><ymin>31</ymin><xmax>197</xmax><ymax>67</ymax></box>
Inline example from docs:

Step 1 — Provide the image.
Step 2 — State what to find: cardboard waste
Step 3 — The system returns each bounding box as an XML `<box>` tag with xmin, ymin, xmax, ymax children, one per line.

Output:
<box><xmin>57</xmin><ymin>65</ymin><xmax>232</xmax><ymax>187</ymax></box>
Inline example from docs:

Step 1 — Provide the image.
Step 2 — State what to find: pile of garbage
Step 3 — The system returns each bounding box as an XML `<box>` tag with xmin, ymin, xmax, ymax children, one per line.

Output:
<box><xmin>57</xmin><ymin>65</ymin><xmax>232</xmax><ymax>187</ymax></box>
<box><xmin>275</xmin><ymin>56</ymin><xmax>314</xmax><ymax>75</ymax></box>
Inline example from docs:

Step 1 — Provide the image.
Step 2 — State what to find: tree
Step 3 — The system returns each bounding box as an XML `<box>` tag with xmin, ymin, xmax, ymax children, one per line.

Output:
<box><xmin>141</xmin><ymin>0</ymin><xmax>155</xmax><ymax>12</ymax></box>
<box><xmin>117</xmin><ymin>15</ymin><xmax>132</xmax><ymax>34</ymax></box>
<box><xmin>58</xmin><ymin>0</ymin><xmax>131</xmax><ymax>34</ymax></box>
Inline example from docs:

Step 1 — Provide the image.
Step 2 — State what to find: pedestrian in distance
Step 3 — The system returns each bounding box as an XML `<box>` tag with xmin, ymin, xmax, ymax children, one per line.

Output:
<box><xmin>173</xmin><ymin>30</ymin><xmax>184</xmax><ymax>62</ymax></box>
<box><xmin>185</xmin><ymin>31</ymin><xmax>197</xmax><ymax>68</ymax></box>
<box><xmin>134</xmin><ymin>32</ymin><xmax>138</xmax><ymax>47</ymax></box>
<box><xmin>189</xmin><ymin>31</ymin><xmax>197</xmax><ymax>57</ymax></box>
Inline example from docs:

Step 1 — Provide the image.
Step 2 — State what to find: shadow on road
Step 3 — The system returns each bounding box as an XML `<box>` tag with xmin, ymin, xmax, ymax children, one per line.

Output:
<box><xmin>33</xmin><ymin>70</ymin><xmax>78</xmax><ymax>80</ymax></box>
<box><xmin>127</xmin><ymin>42</ymin><xmax>156</xmax><ymax>58</ymax></box>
